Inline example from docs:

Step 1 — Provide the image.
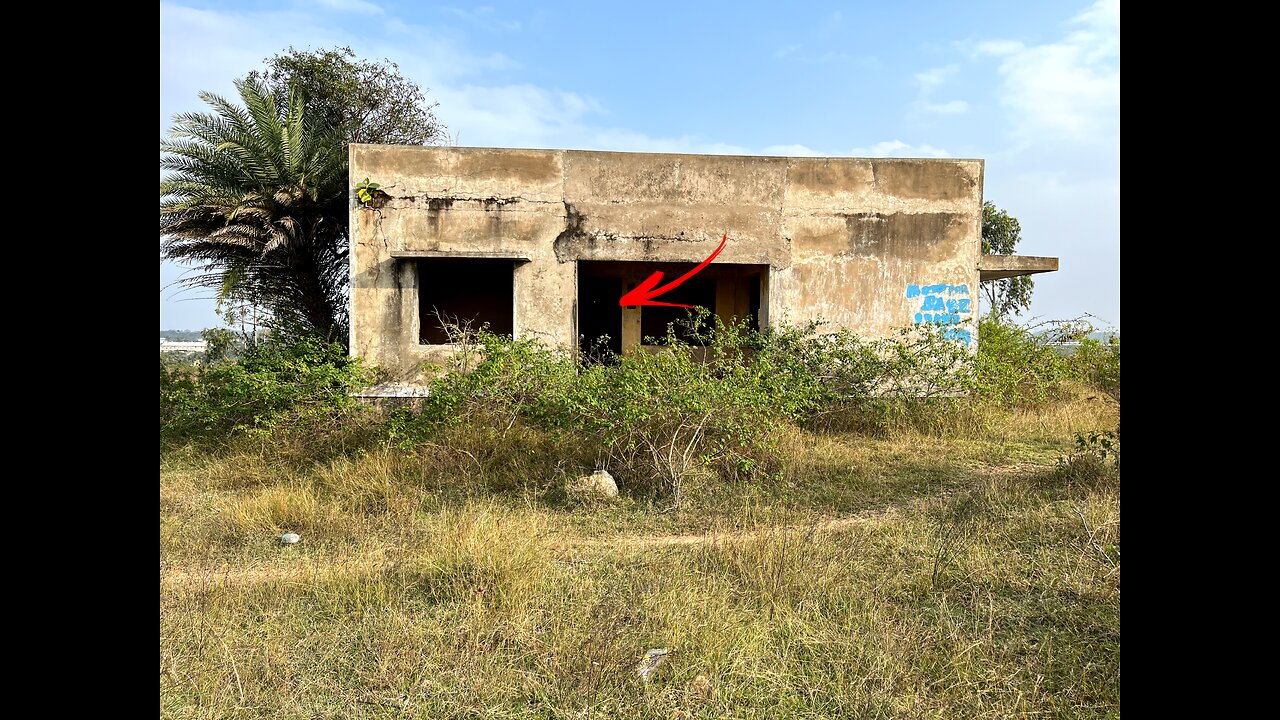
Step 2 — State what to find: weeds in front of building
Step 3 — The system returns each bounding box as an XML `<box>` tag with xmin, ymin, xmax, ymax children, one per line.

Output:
<box><xmin>160</xmin><ymin>315</ymin><xmax>1119</xmax><ymax>717</ymax></box>
<box><xmin>161</xmin><ymin>314</ymin><xmax>1120</xmax><ymax>506</ymax></box>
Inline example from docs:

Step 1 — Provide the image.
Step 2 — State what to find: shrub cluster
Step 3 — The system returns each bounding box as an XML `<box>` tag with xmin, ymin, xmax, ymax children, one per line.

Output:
<box><xmin>384</xmin><ymin>313</ymin><xmax>973</xmax><ymax>502</ymax></box>
<box><xmin>161</xmin><ymin>313</ymin><xmax>1119</xmax><ymax>500</ymax></box>
<box><xmin>972</xmin><ymin>316</ymin><xmax>1120</xmax><ymax>405</ymax></box>
<box><xmin>160</xmin><ymin>335</ymin><xmax>372</xmax><ymax>445</ymax></box>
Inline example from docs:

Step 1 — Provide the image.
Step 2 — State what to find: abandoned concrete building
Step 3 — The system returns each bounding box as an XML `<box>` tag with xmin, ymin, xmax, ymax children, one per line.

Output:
<box><xmin>349</xmin><ymin>145</ymin><xmax>1057</xmax><ymax>391</ymax></box>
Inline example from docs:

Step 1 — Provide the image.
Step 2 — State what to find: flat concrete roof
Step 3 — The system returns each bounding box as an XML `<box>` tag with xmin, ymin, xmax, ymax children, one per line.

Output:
<box><xmin>979</xmin><ymin>254</ymin><xmax>1059</xmax><ymax>281</ymax></box>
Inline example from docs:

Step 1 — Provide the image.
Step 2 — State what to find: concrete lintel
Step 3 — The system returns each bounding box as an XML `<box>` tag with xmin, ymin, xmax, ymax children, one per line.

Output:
<box><xmin>979</xmin><ymin>254</ymin><xmax>1059</xmax><ymax>281</ymax></box>
<box><xmin>389</xmin><ymin>250</ymin><xmax>532</xmax><ymax>261</ymax></box>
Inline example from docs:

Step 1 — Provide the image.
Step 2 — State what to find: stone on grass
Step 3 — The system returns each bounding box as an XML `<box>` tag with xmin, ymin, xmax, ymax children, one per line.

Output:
<box><xmin>636</xmin><ymin>647</ymin><xmax>672</xmax><ymax>681</ymax></box>
<box><xmin>687</xmin><ymin>674</ymin><xmax>716</xmax><ymax>701</ymax></box>
<box><xmin>568</xmin><ymin>469</ymin><xmax>618</xmax><ymax>499</ymax></box>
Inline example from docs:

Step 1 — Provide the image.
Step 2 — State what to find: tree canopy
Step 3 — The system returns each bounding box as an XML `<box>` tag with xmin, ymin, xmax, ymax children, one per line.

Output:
<box><xmin>160</xmin><ymin>78</ymin><xmax>349</xmax><ymax>338</ymax></box>
<box><xmin>981</xmin><ymin>201</ymin><xmax>1035</xmax><ymax>319</ymax></box>
<box><xmin>246</xmin><ymin>46</ymin><xmax>445</xmax><ymax>146</ymax></box>
<box><xmin>161</xmin><ymin>47</ymin><xmax>446</xmax><ymax>340</ymax></box>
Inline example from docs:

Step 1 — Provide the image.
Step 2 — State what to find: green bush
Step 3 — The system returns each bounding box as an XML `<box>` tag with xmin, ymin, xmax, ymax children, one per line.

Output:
<box><xmin>1070</xmin><ymin>335</ymin><xmax>1121</xmax><ymax>399</ymax></box>
<box><xmin>383</xmin><ymin>313</ymin><xmax>975</xmax><ymax>503</ymax></box>
<box><xmin>161</xmin><ymin>313</ymin><xmax>1119</xmax><ymax>501</ymax></box>
<box><xmin>160</xmin><ymin>335</ymin><xmax>372</xmax><ymax>445</ymax></box>
<box><xmin>791</xmin><ymin>325</ymin><xmax>974</xmax><ymax>432</ymax></box>
<box><xmin>381</xmin><ymin>331</ymin><xmax>580</xmax><ymax>446</ymax></box>
<box><xmin>573</xmin><ymin>317</ymin><xmax>805</xmax><ymax>499</ymax></box>
<box><xmin>383</xmin><ymin>318</ymin><xmax>799</xmax><ymax>501</ymax></box>
<box><xmin>970</xmin><ymin>316</ymin><xmax>1074</xmax><ymax>407</ymax></box>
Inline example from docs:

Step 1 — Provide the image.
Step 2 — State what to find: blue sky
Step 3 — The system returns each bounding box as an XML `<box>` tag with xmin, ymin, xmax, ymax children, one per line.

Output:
<box><xmin>160</xmin><ymin>0</ymin><xmax>1120</xmax><ymax>330</ymax></box>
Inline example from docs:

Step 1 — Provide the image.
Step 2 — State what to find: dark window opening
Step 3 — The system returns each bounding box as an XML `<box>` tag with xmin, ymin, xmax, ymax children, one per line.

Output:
<box><xmin>578</xmin><ymin>275</ymin><xmax>622</xmax><ymax>360</ymax></box>
<box><xmin>418</xmin><ymin>258</ymin><xmax>514</xmax><ymax>344</ymax></box>
<box><xmin>639</xmin><ymin>278</ymin><xmax>717</xmax><ymax>344</ymax></box>
<box><xmin>578</xmin><ymin>261</ymin><xmax>767</xmax><ymax>355</ymax></box>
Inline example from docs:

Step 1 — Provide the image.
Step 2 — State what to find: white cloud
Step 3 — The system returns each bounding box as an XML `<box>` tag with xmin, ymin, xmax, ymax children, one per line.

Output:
<box><xmin>973</xmin><ymin>39</ymin><xmax>1022</xmax><ymax>56</ymax></box>
<box><xmin>915</xmin><ymin>64</ymin><xmax>957</xmax><ymax>90</ymax></box>
<box><xmin>761</xmin><ymin>144</ymin><xmax>823</xmax><ymax>157</ymax></box>
<box><xmin>576</xmin><ymin>130</ymin><xmax>751</xmax><ymax>155</ymax></box>
<box><xmin>316</xmin><ymin>0</ymin><xmax>383</xmax><ymax>15</ymax></box>
<box><xmin>160</xmin><ymin>4</ymin><xmax>351</xmax><ymax>126</ymax></box>
<box><xmin>976</xmin><ymin>0</ymin><xmax>1119</xmax><ymax>141</ymax></box>
<box><xmin>378</xmin><ymin>20</ymin><xmax>518</xmax><ymax>79</ymax></box>
<box><xmin>922</xmin><ymin>99</ymin><xmax>969</xmax><ymax>115</ymax></box>
<box><xmin>429</xmin><ymin>83</ymin><xmax>605</xmax><ymax>148</ymax></box>
<box><xmin>160</xmin><ymin>3</ymin><xmax>834</xmax><ymax>158</ymax></box>
<box><xmin>440</xmin><ymin>5</ymin><xmax>522</xmax><ymax>32</ymax></box>
<box><xmin>911</xmin><ymin>64</ymin><xmax>969</xmax><ymax>116</ymax></box>
<box><xmin>849</xmin><ymin>140</ymin><xmax>951</xmax><ymax>158</ymax></box>
<box><xmin>959</xmin><ymin>3</ymin><xmax>1121</xmax><ymax>325</ymax></box>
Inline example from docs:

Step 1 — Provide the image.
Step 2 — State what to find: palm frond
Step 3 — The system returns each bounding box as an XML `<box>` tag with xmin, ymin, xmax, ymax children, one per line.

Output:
<box><xmin>160</xmin><ymin>78</ymin><xmax>351</xmax><ymax>336</ymax></box>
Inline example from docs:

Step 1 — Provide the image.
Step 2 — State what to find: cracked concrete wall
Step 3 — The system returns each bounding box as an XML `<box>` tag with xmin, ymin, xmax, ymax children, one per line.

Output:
<box><xmin>350</xmin><ymin>145</ymin><xmax>983</xmax><ymax>386</ymax></box>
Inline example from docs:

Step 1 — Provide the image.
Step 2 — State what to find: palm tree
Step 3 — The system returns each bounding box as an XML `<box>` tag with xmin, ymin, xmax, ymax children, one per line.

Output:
<box><xmin>160</xmin><ymin>78</ymin><xmax>349</xmax><ymax>340</ymax></box>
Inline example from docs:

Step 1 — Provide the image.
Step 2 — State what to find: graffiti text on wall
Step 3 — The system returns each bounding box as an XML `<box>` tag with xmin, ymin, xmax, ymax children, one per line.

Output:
<box><xmin>906</xmin><ymin>283</ymin><xmax>972</xmax><ymax>345</ymax></box>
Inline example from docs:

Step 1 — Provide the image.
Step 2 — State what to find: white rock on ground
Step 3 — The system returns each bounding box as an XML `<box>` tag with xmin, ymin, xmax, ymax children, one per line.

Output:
<box><xmin>568</xmin><ymin>469</ymin><xmax>618</xmax><ymax>499</ymax></box>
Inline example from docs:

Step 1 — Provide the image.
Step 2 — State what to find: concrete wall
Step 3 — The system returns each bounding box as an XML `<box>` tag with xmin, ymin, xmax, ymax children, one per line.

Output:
<box><xmin>350</xmin><ymin>145</ymin><xmax>983</xmax><ymax>386</ymax></box>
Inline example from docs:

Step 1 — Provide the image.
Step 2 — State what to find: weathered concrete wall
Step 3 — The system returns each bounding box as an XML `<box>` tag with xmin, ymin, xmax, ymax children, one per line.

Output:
<box><xmin>350</xmin><ymin>145</ymin><xmax>984</xmax><ymax>386</ymax></box>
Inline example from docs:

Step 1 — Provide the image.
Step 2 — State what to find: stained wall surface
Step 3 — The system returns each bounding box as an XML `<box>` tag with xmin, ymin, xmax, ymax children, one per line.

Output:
<box><xmin>350</xmin><ymin>145</ymin><xmax>984</xmax><ymax>386</ymax></box>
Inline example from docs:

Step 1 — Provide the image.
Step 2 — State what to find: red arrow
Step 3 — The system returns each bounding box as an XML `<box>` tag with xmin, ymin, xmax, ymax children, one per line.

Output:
<box><xmin>619</xmin><ymin>233</ymin><xmax>728</xmax><ymax>307</ymax></box>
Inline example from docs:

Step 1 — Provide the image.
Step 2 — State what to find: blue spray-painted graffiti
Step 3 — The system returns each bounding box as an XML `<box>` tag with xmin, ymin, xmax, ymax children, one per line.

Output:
<box><xmin>906</xmin><ymin>283</ymin><xmax>973</xmax><ymax>344</ymax></box>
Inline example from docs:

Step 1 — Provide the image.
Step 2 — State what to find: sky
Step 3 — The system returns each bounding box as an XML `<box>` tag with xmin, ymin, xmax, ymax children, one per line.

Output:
<box><xmin>160</xmin><ymin>0</ymin><xmax>1120</xmax><ymax>331</ymax></box>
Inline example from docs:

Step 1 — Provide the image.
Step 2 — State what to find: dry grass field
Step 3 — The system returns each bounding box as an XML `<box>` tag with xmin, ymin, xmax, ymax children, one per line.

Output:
<box><xmin>161</xmin><ymin>393</ymin><xmax>1118</xmax><ymax>719</ymax></box>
